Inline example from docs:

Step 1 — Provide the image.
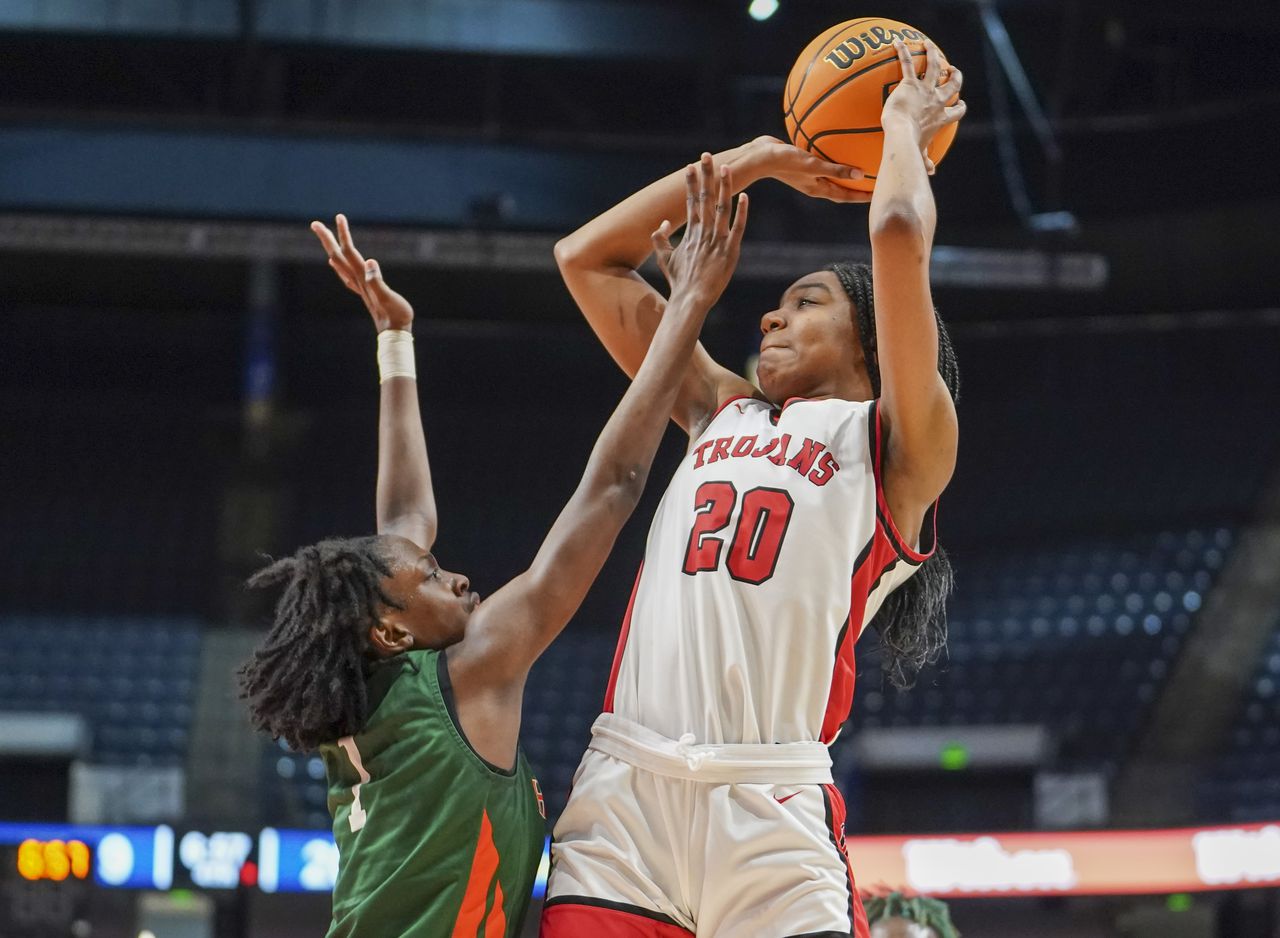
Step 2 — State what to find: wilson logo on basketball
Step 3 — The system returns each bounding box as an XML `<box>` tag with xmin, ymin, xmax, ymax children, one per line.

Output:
<box><xmin>824</xmin><ymin>26</ymin><xmax>926</xmax><ymax>70</ymax></box>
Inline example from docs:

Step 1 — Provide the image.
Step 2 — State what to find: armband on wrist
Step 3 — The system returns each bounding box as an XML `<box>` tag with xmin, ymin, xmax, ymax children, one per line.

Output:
<box><xmin>377</xmin><ymin>329</ymin><xmax>416</xmax><ymax>383</ymax></box>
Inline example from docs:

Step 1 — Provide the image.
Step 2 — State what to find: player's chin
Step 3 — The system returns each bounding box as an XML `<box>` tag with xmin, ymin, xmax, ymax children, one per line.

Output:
<box><xmin>755</xmin><ymin>362</ymin><xmax>793</xmax><ymax>407</ymax></box>
<box><xmin>448</xmin><ymin>618</ymin><xmax>470</xmax><ymax>647</ymax></box>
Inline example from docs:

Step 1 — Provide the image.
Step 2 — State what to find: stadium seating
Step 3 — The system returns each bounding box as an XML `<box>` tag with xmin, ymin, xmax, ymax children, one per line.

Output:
<box><xmin>849</xmin><ymin>528</ymin><xmax>1235</xmax><ymax>772</ymax></box>
<box><xmin>0</xmin><ymin>615</ymin><xmax>203</xmax><ymax>765</ymax></box>
<box><xmin>1197</xmin><ymin>619</ymin><xmax>1280</xmax><ymax>822</ymax></box>
<box><xmin>264</xmin><ymin>742</ymin><xmax>334</xmax><ymax>832</ymax></box>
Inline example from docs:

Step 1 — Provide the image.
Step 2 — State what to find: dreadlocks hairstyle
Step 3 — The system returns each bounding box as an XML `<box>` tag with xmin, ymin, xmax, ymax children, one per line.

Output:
<box><xmin>238</xmin><ymin>536</ymin><xmax>401</xmax><ymax>752</ymax></box>
<box><xmin>863</xmin><ymin>891</ymin><xmax>961</xmax><ymax>938</ymax></box>
<box><xmin>830</xmin><ymin>261</ymin><xmax>960</xmax><ymax>690</ymax></box>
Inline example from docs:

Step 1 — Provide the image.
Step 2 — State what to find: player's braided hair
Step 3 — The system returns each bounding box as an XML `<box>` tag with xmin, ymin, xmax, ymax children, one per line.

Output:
<box><xmin>238</xmin><ymin>536</ymin><xmax>400</xmax><ymax>751</ymax></box>
<box><xmin>863</xmin><ymin>891</ymin><xmax>961</xmax><ymax>938</ymax></box>
<box><xmin>830</xmin><ymin>261</ymin><xmax>959</xmax><ymax>690</ymax></box>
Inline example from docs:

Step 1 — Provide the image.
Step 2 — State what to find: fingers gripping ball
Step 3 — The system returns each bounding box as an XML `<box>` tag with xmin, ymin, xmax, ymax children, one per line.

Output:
<box><xmin>783</xmin><ymin>18</ymin><xmax>958</xmax><ymax>191</ymax></box>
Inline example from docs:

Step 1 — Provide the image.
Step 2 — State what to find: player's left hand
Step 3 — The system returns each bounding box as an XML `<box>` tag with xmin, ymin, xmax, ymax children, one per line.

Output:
<box><xmin>742</xmin><ymin>135</ymin><xmax>871</xmax><ymax>204</ymax></box>
<box><xmin>311</xmin><ymin>214</ymin><xmax>415</xmax><ymax>332</ymax></box>
<box><xmin>881</xmin><ymin>40</ymin><xmax>966</xmax><ymax>175</ymax></box>
<box><xmin>651</xmin><ymin>153</ymin><xmax>749</xmax><ymax>312</ymax></box>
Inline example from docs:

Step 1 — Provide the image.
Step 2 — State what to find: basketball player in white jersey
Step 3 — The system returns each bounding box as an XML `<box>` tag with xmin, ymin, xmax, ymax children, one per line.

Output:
<box><xmin>541</xmin><ymin>42</ymin><xmax>965</xmax><ymax>938</ymax></box>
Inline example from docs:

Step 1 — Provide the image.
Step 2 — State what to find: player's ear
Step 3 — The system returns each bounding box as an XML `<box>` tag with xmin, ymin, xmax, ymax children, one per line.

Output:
<box><xmin>368</xmin><ymin>615</ymin><xmax>413</xmax><ymax>656</ymax></box>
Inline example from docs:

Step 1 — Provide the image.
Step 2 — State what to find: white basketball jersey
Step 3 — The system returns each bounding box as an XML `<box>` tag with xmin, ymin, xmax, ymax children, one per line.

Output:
<box><xmin>603</xmin><ymin>396</ymin><xmax>935</xmax><ymax>746</ymax></box>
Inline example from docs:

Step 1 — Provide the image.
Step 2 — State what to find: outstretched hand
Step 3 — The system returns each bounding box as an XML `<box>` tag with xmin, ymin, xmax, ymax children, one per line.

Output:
<box><xmin>311</xmin><ymin>214</ymin><xmax>414</xmax><ymax>332</ymax></box>
<box><xmin>651</xmin><ymin>153</ymin><xmax>749</xmax><ymax>311</ymax></box>
<box><xmin>882</xmin><ymin>40</ymin><xmax>966</xmax><ymax>175</ymax></box>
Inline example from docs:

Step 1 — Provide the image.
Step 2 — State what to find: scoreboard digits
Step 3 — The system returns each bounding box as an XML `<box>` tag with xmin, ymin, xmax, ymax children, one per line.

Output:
<box><xmin>2</xmin><ymin>823</ymin><xmax>343</xmax><ymax>894</ymax></box>
<box><xmin>16</xmin><ymin>839</ymin><xmax>91</xmax><ymax>882</ymax></box>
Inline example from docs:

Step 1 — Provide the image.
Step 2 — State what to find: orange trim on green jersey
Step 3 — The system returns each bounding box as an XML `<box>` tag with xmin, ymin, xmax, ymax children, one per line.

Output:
<box><xmin>453</xmin><ymin>809</ymin><xmax>505</xmax><ymax>937</ymax></box>
<box><xmin>486</xmin><ymin>880</ymin><xmax>507</xmax><ymax>936</ymax></box>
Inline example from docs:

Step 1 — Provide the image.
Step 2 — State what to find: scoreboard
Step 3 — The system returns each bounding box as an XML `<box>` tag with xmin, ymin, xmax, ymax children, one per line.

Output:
<box><xmin>0</xmin><ymin>824</ymin><xmax>173</xmax><ymax>891</ymax></box>
<box><xmin>15</xmin><ymin>838</ymin><xmax>91</xmax><ymax>883</ymax></box>
<box><xmin>0</xmin><ymin>823</ymin><xmax>342</xmax><ymax>894</ymax></box>
<box><xmin>0</xmin><ymin>830</ymin><xmax>101</xmax><ymax>937</ymax></box>
<box><xmin>7</xmin><ymin>819</ymin><xmax>1280</xmax><ymax>899</ymax></box>
<box><xmin>168</xmin><ymin>827</ymin><xmax>340</xmax><ymax>893</ymax></box>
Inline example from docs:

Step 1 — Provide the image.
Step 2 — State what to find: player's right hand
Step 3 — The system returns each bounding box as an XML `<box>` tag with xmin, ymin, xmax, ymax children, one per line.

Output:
<box><xmin>311</xmin><ymin>214</ymin><xmax>415</xmax><ymax>333</ymax></box>
<box><xmin>651</xmin><ymin>153</ymin><xmax>749</xmax><ymax>313</ymax></box>
<box><xmin>743</xmin><ymin>135</ymin><xmax>871</xmax><ymax>204</ymax></box>
<box><xmin>881</xmin><ymin>41</ymin><xmax>966</xmax><ymax>173</ymax></box>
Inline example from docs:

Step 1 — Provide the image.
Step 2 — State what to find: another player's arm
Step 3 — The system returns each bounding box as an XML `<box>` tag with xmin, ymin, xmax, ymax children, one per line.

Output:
<box><xmin>868</xmin><ymin>41</ymin><xmax>966</xmax><ymax>545</ymax></box>
<box><xmin>556</xmin><ymin>141</ymin><xmax>866</xmax><ymax>437</ymax></box>
<box><xmin>312</xmin><ymin>215</ymin><xmax>438</xmax><ymax>549</ymax></box>
<box><xmin>452</xmin><ymin>161</ymin><xmax>748</xmax><ymax>700</ymax></box>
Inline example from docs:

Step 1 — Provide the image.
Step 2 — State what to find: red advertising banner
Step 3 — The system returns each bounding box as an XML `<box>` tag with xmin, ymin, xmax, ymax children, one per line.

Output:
<box><xmin>847</xmin><ymin>822</ymin><xmax>1280</xmax><ymax>897</ymax></box>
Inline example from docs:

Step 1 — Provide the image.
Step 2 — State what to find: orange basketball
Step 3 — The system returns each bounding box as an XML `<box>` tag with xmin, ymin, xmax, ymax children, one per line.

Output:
<box><xmin>783</xmin><ymin>18</ymin><xmax>958</xmax><ymax>191</ymax></box>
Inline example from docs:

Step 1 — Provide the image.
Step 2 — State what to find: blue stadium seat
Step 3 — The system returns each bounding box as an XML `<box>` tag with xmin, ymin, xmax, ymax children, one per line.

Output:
<box><xmin>1198</xmin><ymin>621</ymin><xmax>1280</xmax><ymax>821</ymax></box>
<box><xmin>0</xmin><ymin>616</ymin><xmax>203</xmax><ymax>766</ymax></box>
<box><xmin>847</xmin><ymin>528</ymin><xmax>1233</xmax><ymax>771</ymax></box>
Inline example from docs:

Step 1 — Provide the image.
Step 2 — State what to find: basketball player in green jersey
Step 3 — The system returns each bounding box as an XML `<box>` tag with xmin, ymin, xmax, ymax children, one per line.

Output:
<box><xmin>239</xmin><ymin>163</ymin><xmax>748</xmax><ymax>938</ymax></box>
<box><xmin>865</xmin><ymin>893</ymin><xmax>960</xmax><ymax>938</ymax></box>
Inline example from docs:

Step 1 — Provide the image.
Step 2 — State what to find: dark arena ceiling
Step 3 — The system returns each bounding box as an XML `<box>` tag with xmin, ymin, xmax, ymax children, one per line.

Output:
<box><xmin>0</xmin><ymin>0</ymin><xmax>1276</xmax><ymax>320</ymax></box>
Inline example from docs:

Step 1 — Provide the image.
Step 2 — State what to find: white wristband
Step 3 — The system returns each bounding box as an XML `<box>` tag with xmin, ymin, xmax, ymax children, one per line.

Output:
<box><xmin>377</xmin><ymin>329</ymin><xmax>416</xmax><ymax>383</ymax></box>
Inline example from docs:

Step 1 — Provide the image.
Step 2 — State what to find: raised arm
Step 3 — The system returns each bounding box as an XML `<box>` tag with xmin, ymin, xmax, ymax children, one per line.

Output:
<box><xmin>868</xmin><ymin>41</ymin><xmax>966</xmax><ymax>541</ymax></box>
<box><xmin>556</xmin><ymin>140</ymin><xmax>867</xmax><ymax>437</ymax></box>
<box><xmin>312</xmin><ymin>215</ymin><xmax>438</xmax><ymax>549</ymax></box>
<box><xmin>453</xmin><ymin>160</ymin><xmax>749</xmax><ymax>693</ymax></box>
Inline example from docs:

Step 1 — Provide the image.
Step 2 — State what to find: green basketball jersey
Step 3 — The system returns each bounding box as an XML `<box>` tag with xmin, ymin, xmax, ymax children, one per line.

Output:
<box><xmin>320</xmin><ymin>649</ymin><xmax>545</xmax><ymax>938</ymax></box>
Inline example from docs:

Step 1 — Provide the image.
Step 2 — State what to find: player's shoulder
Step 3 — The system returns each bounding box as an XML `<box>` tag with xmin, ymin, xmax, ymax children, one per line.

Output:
<box><xmin>359</xmin><ymin>650</ymin><xmax>438</xmax><ymax>720</ymax></box>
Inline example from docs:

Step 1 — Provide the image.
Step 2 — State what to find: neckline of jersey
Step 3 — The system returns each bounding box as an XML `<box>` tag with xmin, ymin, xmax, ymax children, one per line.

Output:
<box><xmin>769</xmin><ymin>396</ymin><xmax>815</xmax><ymax>422</ymax></box>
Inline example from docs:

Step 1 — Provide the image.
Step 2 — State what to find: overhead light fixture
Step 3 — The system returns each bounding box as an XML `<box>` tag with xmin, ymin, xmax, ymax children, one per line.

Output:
<box><xmin>748</xmin><ymin>0</ymin><xmax>779</xmax><ymax>22</ymax></box>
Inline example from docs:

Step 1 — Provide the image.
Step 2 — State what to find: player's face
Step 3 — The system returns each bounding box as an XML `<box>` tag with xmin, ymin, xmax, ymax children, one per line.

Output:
<box><xmin>370</xmin><ymin>535</ymin><xmax>479</xmax><ymax>655</ymax></box>
<box><xmin>756</xmin><ymin>271</ymin><xmax>867</xmax><ymax>403</ymax></box>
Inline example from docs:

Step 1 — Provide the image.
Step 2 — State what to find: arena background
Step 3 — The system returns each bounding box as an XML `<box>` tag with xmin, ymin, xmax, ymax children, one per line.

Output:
<box><xmin>2</xmin><ymin>1</ymin><xmax>1279</xmax><ymax>935</ymax></box>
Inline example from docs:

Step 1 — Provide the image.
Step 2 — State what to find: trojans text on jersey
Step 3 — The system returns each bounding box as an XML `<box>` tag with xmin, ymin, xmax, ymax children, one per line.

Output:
<box><xmin>689</xmin><ymin>431</ymin><xmax>841</xmax><ymax>487</ymax></box>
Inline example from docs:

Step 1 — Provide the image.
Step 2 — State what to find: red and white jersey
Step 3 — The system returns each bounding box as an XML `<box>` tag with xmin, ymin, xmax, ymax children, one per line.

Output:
<box><xmin>603</xmin><ymin>395</ymin><xmax>935</xmax><ymax>746</ymax></box>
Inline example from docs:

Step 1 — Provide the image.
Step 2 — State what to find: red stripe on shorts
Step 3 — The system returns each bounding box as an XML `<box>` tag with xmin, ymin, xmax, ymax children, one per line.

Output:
<box><xmin>822</xmin><ymin>784</ymin><xmax>870</xmax><ymax>938</ymax></box>
<box><xmin>541</xmin><ymin>898</ymin><xmax>693</xmax><ymax>938</ymax></box>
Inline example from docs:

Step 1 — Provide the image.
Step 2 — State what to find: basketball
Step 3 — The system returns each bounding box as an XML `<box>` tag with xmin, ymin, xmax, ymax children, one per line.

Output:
<box><xmin>783</xmin><ymin>18</ymin><xmax>959</xmax><ymax>191</ymax></box>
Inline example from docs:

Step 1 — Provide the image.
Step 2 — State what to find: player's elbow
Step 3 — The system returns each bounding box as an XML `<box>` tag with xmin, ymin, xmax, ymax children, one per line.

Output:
<box><xmin>553</xmin><ymin>235</ymin><xmax>583</xmax><ymax>273</ymax></box>
<box><xmin>555</xmin><ymin>233</ymin><xmax>633</xmax><ymax>276</ymax></box>
<box><xmin>611</xmin><ymin>464</ymin><xmax>649</xmax><ymax>506</ymax></box>
<box><xmin>869</xmin><ymin>204</ymin><xmax>928</xmax><ymax>245</ymax></box>
<box><xmin>554</xmin><ymin>234</ymin><xmax>606</xmax><ymax>274</ymax></box>
<box><xmin>590</xmin><ymin>462</ymin><xmax>648</xmax><ymax>514</ymax></box>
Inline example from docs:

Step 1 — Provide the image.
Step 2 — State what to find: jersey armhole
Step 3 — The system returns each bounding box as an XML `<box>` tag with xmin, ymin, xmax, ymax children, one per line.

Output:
<box><xmin>686</xmin><ymin>393</ymin><xmax>759</xmax><ymax>453</ymax></box>
<box><xmin>709</xmin><ymin>393</ymin><xmax>755</xmax><ymax>423</ymax></box>
<box><xmin>437</xmin><ymin>651</ymin><xmax>519</xmax><ymax>777</ymax></box>
<box><xmin>869</xmin><ymin>399</ymin><xmax>938</xmax><ymax>566</ymax></box>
